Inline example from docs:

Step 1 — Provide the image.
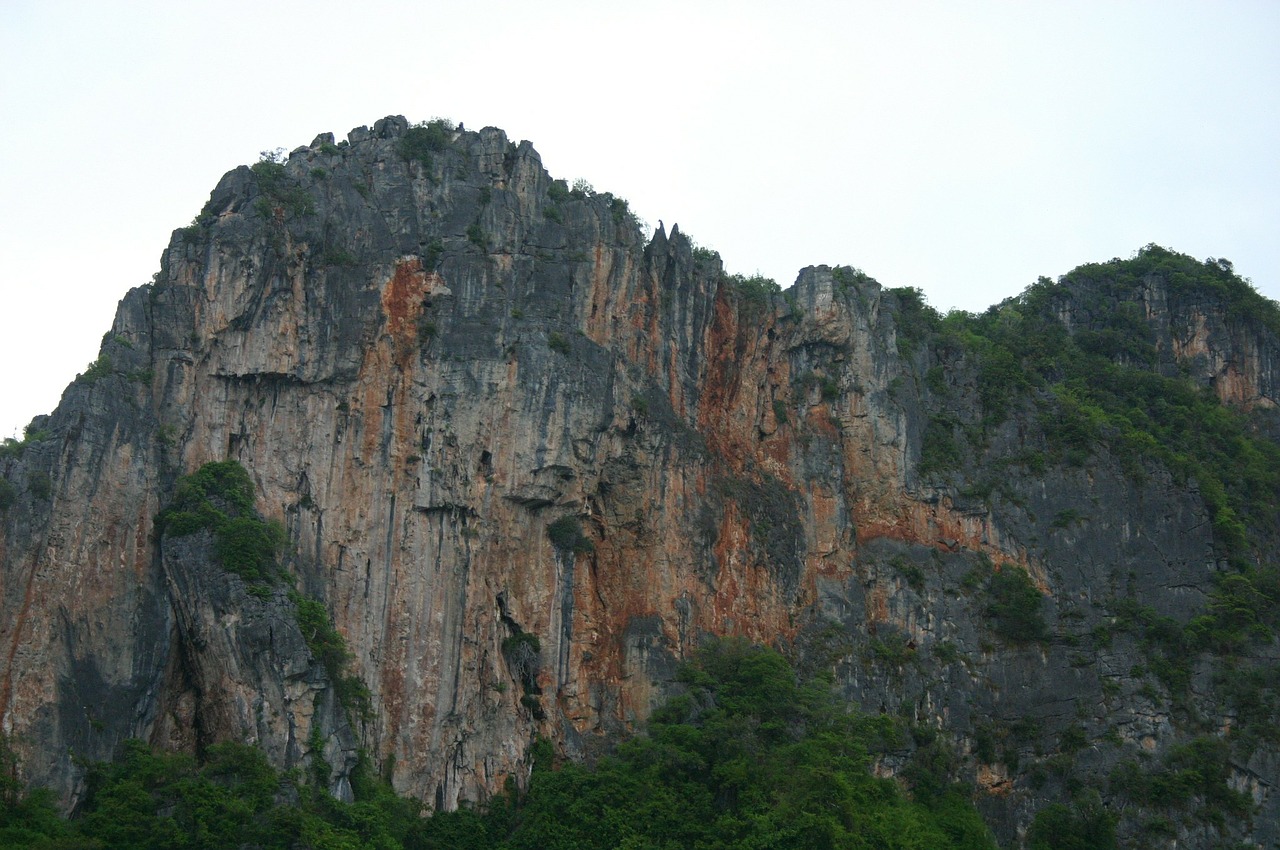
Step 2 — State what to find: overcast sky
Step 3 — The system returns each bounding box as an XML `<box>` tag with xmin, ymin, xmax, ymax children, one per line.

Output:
<box><xmin>2</xmin><ymin>1</ymin><xmax>1277</xmax><ymax>438</ymax></box>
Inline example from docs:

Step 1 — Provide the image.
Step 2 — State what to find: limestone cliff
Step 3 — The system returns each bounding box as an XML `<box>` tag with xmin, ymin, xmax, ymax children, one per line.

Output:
<box><xmin>1</xmin><ymin>116</ymin><xmax>1278</xmax><ymax>848</ymax></box>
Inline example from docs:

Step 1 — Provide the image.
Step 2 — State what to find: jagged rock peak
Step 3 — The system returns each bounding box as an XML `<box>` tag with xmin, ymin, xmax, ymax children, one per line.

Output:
<box><xmin>0</xmin><ymin>117</ymin><xmax>1278</xmax><ymax>849</ymax></box>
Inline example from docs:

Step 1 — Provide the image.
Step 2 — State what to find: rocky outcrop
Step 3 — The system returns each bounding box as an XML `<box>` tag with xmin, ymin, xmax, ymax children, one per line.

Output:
<box><xmin>153</xmin><ymin>532</ymin><xmax>359</xmax><ymax>801</ymax></box>
<box><xmin>1</xmin><ymin>116</ymin><xmax>1277</xmax><ymax>847</ymax></box>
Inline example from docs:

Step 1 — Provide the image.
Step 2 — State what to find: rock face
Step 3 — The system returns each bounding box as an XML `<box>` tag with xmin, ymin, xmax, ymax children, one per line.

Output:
<box><xmin>1</xmin><ymin>116</ymin><xmax>1278</xmax><ymax>846</ymax></box>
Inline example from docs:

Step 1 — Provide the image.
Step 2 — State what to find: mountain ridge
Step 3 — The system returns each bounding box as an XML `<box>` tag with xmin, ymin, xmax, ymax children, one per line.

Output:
<box><xmin>1</xmin><ymin>115</ymin><xmax>1278</xmax><ymax>848</ymax></box>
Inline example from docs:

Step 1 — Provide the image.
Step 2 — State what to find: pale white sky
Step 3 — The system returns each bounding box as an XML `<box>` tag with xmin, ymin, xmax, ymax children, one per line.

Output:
<box><xmin>2</xmin><ymin>0</ymin><xmax>1278</xmax><ymax>438</ymax></box>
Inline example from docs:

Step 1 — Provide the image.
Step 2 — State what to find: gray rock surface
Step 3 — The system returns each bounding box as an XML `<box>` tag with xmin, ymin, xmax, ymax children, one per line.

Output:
<box><xmin>1</xmin><ymin>116</ymin><xmax>1276</xmax><ymax>847</ymax></box>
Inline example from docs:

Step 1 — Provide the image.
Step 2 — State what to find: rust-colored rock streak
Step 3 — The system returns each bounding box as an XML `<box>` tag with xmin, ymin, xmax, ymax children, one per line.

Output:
<box><xmin>1</xmin><ymin>120</ymin><xmax>1274</xmax><ymax>849</ymax></box>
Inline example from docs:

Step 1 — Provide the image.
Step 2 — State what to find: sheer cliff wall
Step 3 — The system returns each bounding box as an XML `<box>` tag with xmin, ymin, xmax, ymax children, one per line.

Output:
<box><xmin>2</xmin><ymin>116</ymin><xmax>1277</xmax><ymax>847</ymax></box>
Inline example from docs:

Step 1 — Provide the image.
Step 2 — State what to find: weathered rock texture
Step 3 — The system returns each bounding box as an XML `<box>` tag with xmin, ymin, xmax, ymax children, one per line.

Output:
<box><xmin>1</xmin><ymin>116</ymin><xmax>1278</xmax><ymax>847</ymax></box>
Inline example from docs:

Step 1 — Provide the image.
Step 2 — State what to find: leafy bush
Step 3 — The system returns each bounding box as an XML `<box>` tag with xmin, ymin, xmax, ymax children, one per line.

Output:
<box><xmin>608</xmin><ymin>195</ymin><xmax>635</xmax><ymax>229</ymax></box>
<box><xmin>0</xmin><ymin>477</ymin><xmax>14</xmax><ymax>511</ymax></box>
<box><xmin>724</xmin><ymin>272</ymin><xmax>780</xmax><ymax>306</ymax></box>
<box><xmin>156</xmin><ymin>460</ymin><xmax>254</xmax><ymax>533</ymax></box>
<box><xmin>889</xmin><ymin>286</ymin><xmax>942</xmax><ymax>356</ymax></box>
<box><xmin>293</xmin><ymin>592</ymin><xmax>370</xmax><ymax>719</ymax></box>
<box><xmin>832</xmin><ymin>265</ymin><xmax>875</xmax><ymax>295</ymax></box>
<box><xmin>547</xmin><ymin>331</ymin><xmax>570</xmax><ymax>354</ymax></box>
<box><xmin>868</xmin><ymin>632</ymin><xmax>917</xmax><ymax>666</ymax></box>
<box><xmin>320</xmin><ymin>246</ymin><xmax>357</xmax><ymax>267</ymax></box>
<box><xmin>1026</xmin><ymin>793</ymin><xmax>1117</xmax><ymax>850</ymax></box>
<box><xmin>79</xmin><ymin>354</ymin><xmax>113</xmax><ymax>383</ymax></box>
<box><xmin>155</xmin><ymin>461</ymin><xmax>284</xmax><ymax>585</ymax></box>
<box><xmin>547</xmin><ymin>179</ymin><xmax>570</xmax><ymax>203</ymax></box>
<box><xmin>397</xmin><ymin>118</ymin><xmax>454</xmax><ymax>170</ymax></box>
<box><xmin>1</xmin><ymin>426</ymin><xmax>52</xmax><ymax>460</ymax></box>
<box><xmin>250</xmin><ymin>156</ymin><xmax>314</xmax><ymax>219</ymax></box>
<box><xmin>691</xmin><ymin>244</ymin><xmax>721</xmax><ymax>265</ymax></box>
<box><xmin>424</xmin><ymin>238</ymin><xmax>444</xmax><ymax>268</ymax></box>
<box><xmin>214</xmin><ymin>516</ymin><xmax>286</xmax><ymax>584</ymax></box>
<box><xmin>26</xmin><ymin>471</ymin><xmax>51</xmax><ymax>501</ymax></box>
<box><xmin>891</xmin><ymin>555</ymin><xmax>926</xmax><ymax>591</ymax></box>
<box><xmin>1108</xmin><ymin>736</ymin><xmax>1251</xmax><ymax>823</ymax></box>
<box><xmin>546</xmin><ymin>516</ymin><xmax>592</xmax><ymax>553</ymax></box>
<box><xmin>920</xmin><ymin>415</ymin><xmax>965</xmax><ymax>474</ymax></box>
<box><xmin>986</xmin><ymin>566</ymin><xmax>1048</xmax><ymax>644</ymax></box>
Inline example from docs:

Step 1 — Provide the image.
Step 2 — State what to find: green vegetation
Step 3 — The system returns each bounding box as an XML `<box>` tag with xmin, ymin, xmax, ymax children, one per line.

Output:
<box><xmin>723</xmin><ymin>271</ymin><xmax>780</xmax><ymax>307</ymax></box>
<box><xmin>321</xmin><ymin>246</ymin><xmax>358</xmax><ymax>267</ymax></box>
<box><xmin>292</xmin><ymin>592</ymin><xmax>370</xmax><ymax>720</ymax></box>
<box><xmin>0</xmin><ymin>477</ymin><xmax>15</xmax><ymax>511</ymax></box>
<box><xmin>547</xmin><ymin>178</ymin><xmax>570</xmax><ymax>204</ymax></box>
<box><xmin>607</xmin><ymin>194</ymin><xmax>633</xmax><ymax>229</ymax></box>
<box><xmin>868</xmin><ymin>631</ymin><xmax>917</xmax><ymax>667</ymax></box>
<box><xmin>0</xmin><ymin>737</ymin><xmax>432</xmax><ymax>850</ymax></box>
<box><xmin>794</xmin><ymin>370</ymin><xmax>839</xmax><ymax>402</ymax></box>
<box><xmin>417</xmin><ymin>313</ymin><xmax>437</xmax><ymax>343</ymax></box>
<box><xmin>0</xmin><ymin>424</ymin><xmax>50</xmax><ymax>459</ymax></box>
<box><xmin>177</xmin><ymin>221</ymin><xmax>204</xmax><ymax>244</ymax></box>
<box><xmin>1050</xmin><ymin>508</ymin><xmax>1087</xmax><ymax>530</ymax></box>
<box><xmin>500</xmin><ymin>639</ymin><xmax>995</xmax><ymax>849</ymax></box>
<box><xmin>546</xmin><ymin>331</ymin><xmax>570</xmax><ymax>354</ymax></box>
<box><xmin>542</xmin><ymin>181</ymin><xmax>568</xmax><ymax>220</ymax></box>
<box><xmin>466</xmin><ymin>223</ymin><xmax>488</xmax><ymax>249</ymax></box>
<box><xmin>691</xmin><ymin>243</ymin><xmax>721</xmax><ymax>265</ymax></box>
<box><xmin>546</xmin><ymin>515</ymin><xmax>593</xmax><ymax>553</ymax></box>
<box><xmin>889</xmin><ymin>286</ymin><xmax>940</xmax><ymax>356</ymax></box>
<box><xmin>424</xmin><ymin>238</ymin><xmax>444</xmax><ymax>268</ymax></box>
<box><xmin>78</xmin><ymin>353</ymin><xmax>113</xmax><ymax>383</ymax></box>
<box><xmin>155</xmin><ymin>461</ymin><xmax>367</xmax><ymax>718</ymax></box>
<box><xmin>397</xmin><ymin>118</ymin><xmax>454</xmax><ymax>171</ymax></box>
<box><xmin>906</xmin><ymin>247</ymin><xmax>1280</xmax><ymax>559</ymax></box>
<box><xmin>832</xmin><ymin>265</ymin><xmax>876</xmax><ymax>296</ymax></box>
<box><xmin>919</xmin><ymin>414</ymin><xmax>967</xmax><ymax>474</ymax></box>
<box><xmin>26</xmin><ymin>472</ymin><xmax>51</xmax><ymax>501</ymax></box>
<box><xmin>963</xmin><ymin>557</ymin><xmax>1048</xmax><ymax>645</ymax></box>
<box><xmin>0</xmin><ymin>640</ymin><xmax>998</xmax><ymax>849</ymax></box>
<box><xmin>155</xmin><ymin>460</ymin><xmax>285</xmax><ymax>585</ymax></box>
<box><xmin>986</xmin><ymin>566</ymin><xmax>1049</xmax><ymax>645</ymax></box>
<box><xmin>1108</xmin><ymin>737</ymin><xmax>1251</xmax><ymax>826</ymax></box>
<box><xmin>904</xmin><ymin>246</ymin><xmax>1280</xmax><ymax>656</ymax></box>
<box><xmin>1026</xmin><ymin>792</ymin><xmax>1117</xmax><ymax>850</ymax></box>
<box><xmin>0</xmin><ymin>736</ymin><xmax>70</xmax><ymax>848</ymax></box>
<box><xmin>890</xmin><ymin>555</ymin><xmax>926</xmax><ymax>591</ymax></box>
<box><xmin>250</xmin><ymin>156</ymin><xmax>315</xmax><ymax>219</ymax></box>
